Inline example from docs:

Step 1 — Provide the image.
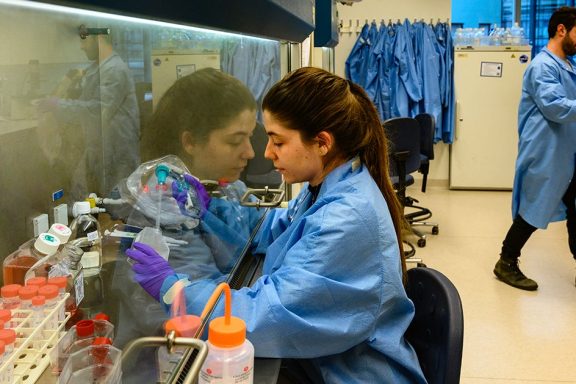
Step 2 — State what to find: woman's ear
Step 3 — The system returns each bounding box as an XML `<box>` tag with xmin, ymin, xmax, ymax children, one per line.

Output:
<box><xmin>181</xmin><ymin>131</ymin><xmax>195</xmax><ymax>155</ymax></box>
<box><xmin>316</xmin><ymin>131</ymin><xmax>333</xmax><ymax>156</ymax></box>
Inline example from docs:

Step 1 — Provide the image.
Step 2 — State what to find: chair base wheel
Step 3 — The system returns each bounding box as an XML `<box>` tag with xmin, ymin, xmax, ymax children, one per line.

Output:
<box><xmin>432</xmin><ymin>226</ymin><xmax>439</xmax><ymax>235</ymax></box>
<box><xmin>417</xmin><ymin>238</ymin><xmax>426</xmax><ymax>248</ymax></box>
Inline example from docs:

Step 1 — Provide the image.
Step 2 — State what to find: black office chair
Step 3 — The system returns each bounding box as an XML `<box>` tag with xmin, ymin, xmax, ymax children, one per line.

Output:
<box><xmin>383</xmin><ymin>117</ymin><xmax>433</xmax><ymax>248</ymax></box>
<box><xmin>405</xmin><ymin>266</ymin><xmax>464</xmax><ymax>384</ymax></box>
<box><xmin>411</xmin><ymin>114</ymin><xmax>439</xmax><ymax>237</ymax></box>
<box><xmin>383</xmin><ymin>117</ymin><xmax>423</xmax><ymax>258</ymax></box>
<box><xmin>415</xmin><ymin>113</ymin><xmax>435</xmax><ymax>193</ymax></box>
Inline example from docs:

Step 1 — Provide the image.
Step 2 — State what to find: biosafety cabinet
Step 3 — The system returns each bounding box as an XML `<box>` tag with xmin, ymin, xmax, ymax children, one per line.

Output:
<box><xmin>0</xmin><ymin>0</ymin><xmax>312</xmax><ymax>382</ymax></box>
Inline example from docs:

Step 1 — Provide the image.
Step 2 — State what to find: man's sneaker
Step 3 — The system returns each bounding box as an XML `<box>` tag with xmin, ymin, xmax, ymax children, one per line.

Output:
<box><xmin>493</xmin><ymin>258</ymin><xmax>538</xmax><ymax>291</ymax></box>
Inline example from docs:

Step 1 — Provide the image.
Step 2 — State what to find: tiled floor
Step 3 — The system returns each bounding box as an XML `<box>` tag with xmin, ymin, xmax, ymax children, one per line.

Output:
<box><xmin>406</xmin><ymin>184</ymin><xmax>576</xmax><ymax>384</ymax></box>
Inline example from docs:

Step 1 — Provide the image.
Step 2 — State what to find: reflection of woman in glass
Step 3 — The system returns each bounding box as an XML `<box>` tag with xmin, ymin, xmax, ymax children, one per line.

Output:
<box><xmin>142</xmin><ymin>67</ymin><xmax>257</xmax><ymax>182</ymax></box>
<box><xmin>112</xmin><ymin>68</ymin><xmax>260</xmax><ymax>384</ymax></box>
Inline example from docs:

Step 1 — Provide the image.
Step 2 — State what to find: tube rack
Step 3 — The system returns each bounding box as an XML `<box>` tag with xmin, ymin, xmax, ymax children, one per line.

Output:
<box><xmin>0</xmin><ymin>294</ymin><xmax>69</xmax><ymax>384</ymax></box>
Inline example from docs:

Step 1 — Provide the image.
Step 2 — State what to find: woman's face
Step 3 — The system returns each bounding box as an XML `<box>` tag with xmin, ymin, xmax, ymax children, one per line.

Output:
<box><xmin>263</xmin><ymin>110</ymin><xmax>325</xmax><ymax>186</ymax></box>
<box><xmin>186</xmin><ymin>109</ymin><xmax>256</xmax><ymax>182</ymax></box>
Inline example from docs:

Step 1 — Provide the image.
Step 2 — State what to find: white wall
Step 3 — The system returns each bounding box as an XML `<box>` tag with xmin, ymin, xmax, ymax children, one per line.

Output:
<box><xmin>335</xmin><ymin>0</ymin><xmax>451</xmax><ymax>182</ymax></box>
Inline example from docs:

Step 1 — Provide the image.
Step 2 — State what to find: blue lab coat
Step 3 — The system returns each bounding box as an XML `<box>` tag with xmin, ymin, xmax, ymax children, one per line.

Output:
<box><xmin>345</xmin><ymin>23</ymin><xmax>371</xmax><ymax>87</ymax></box>
<box><xmin>512</xmin><ymin>48</ymin><xmax>576</xmax><ymax>228</ymax></box>
<box><xmin>391</xmin><ymin>21</ymin><xmax>422</xmax><ymax>118</ymax></box>
<box><xmin>56</xmin><ymin>53</ymin><xmax>140</xmax><ymax>195</ymax></box>
<box><xmin>161</xmin><ymin>158</ymin><xmax>427</xmax><ymax>383</ymax></box>
<box><xmin>364</xmin><ymin>22</ymin><xmax>381</xmax><ymax>101</ymax></box>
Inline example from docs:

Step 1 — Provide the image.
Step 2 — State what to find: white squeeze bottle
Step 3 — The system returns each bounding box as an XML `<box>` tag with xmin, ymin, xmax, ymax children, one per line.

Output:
<box><xmin>199</xmin><ymin>282</ymin><xmax>254</xmax><ymax>384</ymax></box>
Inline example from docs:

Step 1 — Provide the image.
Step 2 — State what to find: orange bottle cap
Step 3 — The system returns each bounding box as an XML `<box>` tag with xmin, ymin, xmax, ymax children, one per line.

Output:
<box><xmin>208</xmin><ymin>316</ymin><xmax>246</xmax><ymax>348</ymax></box>
<box><xmin>201</xmin><ymin>283</ymin><xmax>247</xmax><ymax>348</ymax></box>
<box><xmin>92</xmin><ymin>337</ymin><xmax>113</xmax><ymax>346</ymax></box>
<box><xmin>0</xmin><ymin>329</ymin><xmax>16</xmax><ymax>345</ymax></box>
<box><xmin>93</xmin><ymin>313</ymin><xmax>110</xmax><ymax>321</ymax></box>
<box><xmin>18</xmin><ymin>286</ymin><xmax>38</xmax><ymax>300</ymax></box>
<box><xmin>76</xmin><ymin>320</ymin><xmax>95</xmax><ymax>337</ymax></box>
<box><xmin>1</xmin><ymin>284</ymin><xmax>22</xmax><ymax>298</ymax></box>
<box><xmin>164</xmin><ymin>315</ymin><xmax>201</xmax><ymax>338</ymax></box>
<box><xmin>0</xmin><ymin>309</ymin><xmax>11</xmax><ymax>322</ymax></box>
<box><xmin>31</xmin><ymin>296</ymin><xmax>46</xmax><ymax>306</ymax></box>
<box><xmin>47</xmin><ymin>276</ymin><xmax>67</xmax><ymax>289</ymax></box>
<box><xmin>38</xmin><ymin>284</ymin><xmax>58</xmax><ymax>299</ymax></box>
<box><xmin>26</xmin><ymin>277</ymin><xmax>47</xmax><ymax>287</ymax></box>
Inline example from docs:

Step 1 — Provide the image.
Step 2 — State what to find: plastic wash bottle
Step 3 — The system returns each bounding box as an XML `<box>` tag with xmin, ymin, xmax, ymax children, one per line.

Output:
<box><xmin>199</xmin><ymin>282</ymin><xmax>254</xmax><ymax>384</ymax></box>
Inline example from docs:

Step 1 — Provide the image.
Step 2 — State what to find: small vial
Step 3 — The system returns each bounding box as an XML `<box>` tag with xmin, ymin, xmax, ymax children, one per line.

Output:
<box><xmin>0</xmin><ymin>310</ymin><xmax>11</xmax><ymax>329</ymax></box>
<box><xmin>25</xmin><ymin>276</ymin><xmax>47</xmax><ymax>289</ymax></box>
<box><xmin>0</xmin><ymin>329</ymin><xmax>15</xmax><ymax>381</ymax></box>
<box><xmin>0</xmin><ymin>340</ymin><xmax>5</xmax><ymax>381</ymax></box>
<box><xmin>31</xmin><ymin>296</ymin><xmax>46</xmax><ymax>326</ymax></box>
<box><xmin>38</xmin><ymin>284</ymin><xmax>59</xmax><ymax>330</ymax></box>
<box><xmin>0</xmin><ymin>328</ymin><xmax>16</xmax><ymax>356</ymax></box>
<box><xmin>17</xmin><ymin>286</ymin><xmax>38</xmax><ymax>328</ymax></box>
<box><xmin>1</xmin><ymin>284</ymin><xmax>22</xmax><ymax>310</ymax></box>
<box><xmin>19</xmin><ymin>285</ymin><xmax>39</xmax><ymax>310</ymax></box>
<box><xmin>31</xmin><ymin>296</ymin><xmax>46</xmax><ymax>349</ymax></box>
<box><xmin>47</xmin><ymin>276</ymin><xmax>67</xmax><ymax>321</ymax></box>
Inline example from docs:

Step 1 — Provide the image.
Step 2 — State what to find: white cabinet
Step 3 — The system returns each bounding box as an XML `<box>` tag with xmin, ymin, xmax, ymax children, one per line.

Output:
<box><xmin>450</xmin><ymin>46</ymin><xmax>531</xmax><ymax>189</ymax></box>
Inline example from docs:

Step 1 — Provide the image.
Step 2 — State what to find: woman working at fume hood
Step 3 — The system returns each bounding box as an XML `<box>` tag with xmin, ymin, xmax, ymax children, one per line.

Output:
<box><xmin>126</xmin><ymin>67</ymin><xmax>427</xmax><ymax>383</ymax></box>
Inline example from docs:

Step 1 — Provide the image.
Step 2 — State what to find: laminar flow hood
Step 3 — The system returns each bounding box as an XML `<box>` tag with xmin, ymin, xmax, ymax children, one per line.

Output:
<box><xmin>31</xmin><ymin>0</ymin><xmax>315</xmax><ymax>42</ymax></box>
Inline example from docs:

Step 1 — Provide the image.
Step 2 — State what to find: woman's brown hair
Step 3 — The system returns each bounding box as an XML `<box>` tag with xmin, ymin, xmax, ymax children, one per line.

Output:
<box><xmin>262</xmin><ymin>67</ymin><xmax>407</xmax><ymax>277</ymax></box>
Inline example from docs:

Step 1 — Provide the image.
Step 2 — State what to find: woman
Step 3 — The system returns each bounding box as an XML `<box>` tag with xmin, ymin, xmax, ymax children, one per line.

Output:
<box><xmin>127</xmin><ymin>67</ymin><xmax>426</xmax><ymax>383</ymax></box>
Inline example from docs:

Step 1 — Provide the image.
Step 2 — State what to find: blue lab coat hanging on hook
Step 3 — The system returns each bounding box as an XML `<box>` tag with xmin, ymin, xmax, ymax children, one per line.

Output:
<box><xmin>345</xmin><ymin>22</ymin><xmax>371</xmax><ymax>87</ymax></box>
<box><xmin>390</xmin><ymin>20</ymin><xmax>422</xmax><ymax>118</ymax></box>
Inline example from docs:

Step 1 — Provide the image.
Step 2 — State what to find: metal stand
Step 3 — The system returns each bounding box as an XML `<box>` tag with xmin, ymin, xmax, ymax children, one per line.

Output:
<box><xmin>121</xmin><ymin>331</ymin><xmax>208</xmax><ymax>384</ymax></box>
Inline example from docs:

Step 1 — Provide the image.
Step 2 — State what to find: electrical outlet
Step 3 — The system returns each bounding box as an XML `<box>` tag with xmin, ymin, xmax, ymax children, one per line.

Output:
<box><xmin>53</xmin><ymin>203</ymin><xmax>68</xmax><ymax>225</ymax></box>
<box><xmin>32</xmin><ymin>213</ymin><xmax>49</xmax><ymax>237</ymax></box>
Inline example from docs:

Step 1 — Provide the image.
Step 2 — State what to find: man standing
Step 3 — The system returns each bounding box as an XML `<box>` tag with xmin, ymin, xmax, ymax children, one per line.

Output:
<box><xmin>494</xmin><ymin>7</ymin><xmax>576</xmax><ymax>291</ymax></box>
<box><xmin>41</xmin><ymin>28</ymin><xmax>140</xmax><ymax>197</ymax></box>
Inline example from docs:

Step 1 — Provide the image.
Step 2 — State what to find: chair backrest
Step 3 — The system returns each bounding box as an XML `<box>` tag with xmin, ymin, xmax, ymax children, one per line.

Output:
<box><xmin>382</xmin><ymin>117</ymin><xmax>421</xmax><ymax>176</ymax></box>
<box><xmin>415</xmin><ymin>113</ymin><xmax>435</xmax><ymax>160</ymax></box>
<box><xmin>405</xmin><ymin>267</ymin><xmax>464</xmax><ymax>384</ymax></box>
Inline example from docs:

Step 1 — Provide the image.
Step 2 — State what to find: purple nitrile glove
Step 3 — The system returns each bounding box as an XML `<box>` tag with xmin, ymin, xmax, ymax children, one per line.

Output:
<box><xmin>171</xmin><ymin>173</ymin><xmax>211</xmax><ymax>218</ymax></box>
<box><xmin>125</xmin><ymin>242</ymin><xmax>175</xmax><ymax>301</ymax></box>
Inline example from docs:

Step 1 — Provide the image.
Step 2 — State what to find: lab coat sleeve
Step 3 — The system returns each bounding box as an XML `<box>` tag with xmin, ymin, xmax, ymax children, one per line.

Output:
<box><xmin>528</xmin><ymin>62</ymin><xmax>576</xmax><ymax>123</ymax></box>
<box><xmin>160</xmin><ymin>196</ymin><xmax>399</xmax><ymax>359</ymax></box>
<box><xmin>57</xmin><ymin>62</ymin><xmax>130</xmax><ymax>125</ymax></box>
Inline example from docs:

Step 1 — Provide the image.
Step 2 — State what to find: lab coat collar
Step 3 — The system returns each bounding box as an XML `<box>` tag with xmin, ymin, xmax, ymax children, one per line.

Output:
<box><xmin>542</xmin><ymin>47</ymin><xmax>576</xmax><ymax>74</ymax></box>
<box><xmin>315</xmin><ymin>156</ymin><xmax>363</xmax><ymax>200</ymax></box>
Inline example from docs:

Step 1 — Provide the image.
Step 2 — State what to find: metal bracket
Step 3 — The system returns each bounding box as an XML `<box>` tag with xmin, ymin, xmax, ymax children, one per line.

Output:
<box><xmin>121</xmin><ymin>331</ymin><xmax>208</xmax><ymax>384</ymax></box>
<box><xmin>240</xmin><ymin>186</ymin><xmax>285</xmax><ymax>208</ymax></box>
<box><xmin>79</xmin><ymin>24</ymin><xmax>111</xmax><ymax>39</ymax></box>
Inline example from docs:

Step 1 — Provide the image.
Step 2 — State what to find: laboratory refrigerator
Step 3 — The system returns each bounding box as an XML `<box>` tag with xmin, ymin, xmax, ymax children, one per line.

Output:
<box><xmin>450</xmin><ymin>46</ymin><xmax>531</xmax><ymax>189</ymax></box>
